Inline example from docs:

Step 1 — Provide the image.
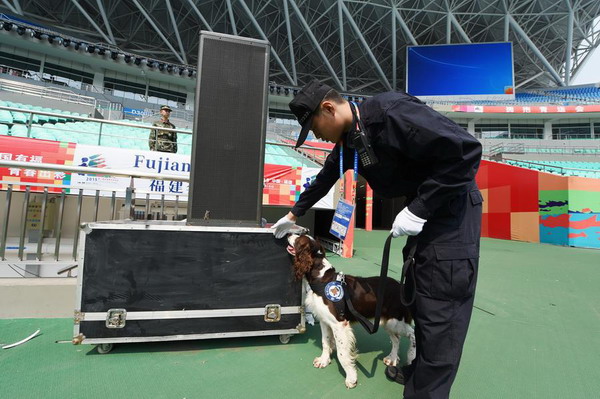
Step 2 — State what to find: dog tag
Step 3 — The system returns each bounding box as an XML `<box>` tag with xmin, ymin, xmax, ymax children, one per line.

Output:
<box><xmin>324</xmin><ymin>281</ymin><xmax>344</xmax><ymax>302</ymax></box>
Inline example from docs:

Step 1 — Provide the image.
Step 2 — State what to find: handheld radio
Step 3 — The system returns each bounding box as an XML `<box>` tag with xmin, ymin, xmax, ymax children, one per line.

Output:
<box><xmin>349</xmin><ymin>102</ymin><xmax>378</xmax><ymax>168</ymax></box>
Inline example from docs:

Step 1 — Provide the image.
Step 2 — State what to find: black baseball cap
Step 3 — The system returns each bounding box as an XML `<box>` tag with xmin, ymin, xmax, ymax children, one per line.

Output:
<box><xmin>289</xmin><ymin>79</ymin><xmax>333</xmax><ymax>148</ymax></box>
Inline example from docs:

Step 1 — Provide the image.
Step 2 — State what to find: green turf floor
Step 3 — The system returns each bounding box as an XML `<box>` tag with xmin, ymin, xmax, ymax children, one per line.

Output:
<box><xmin>1</xmin><ymin>230</ymin><xmax>599</xmax><ymax>398</ymax></box>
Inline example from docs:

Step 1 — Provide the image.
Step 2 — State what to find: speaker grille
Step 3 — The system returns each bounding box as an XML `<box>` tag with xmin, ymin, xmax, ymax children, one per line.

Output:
<box><xmin>189</xmin><ymin>34</ymin><xmax>269</xmax><ymax>225</ymax></box>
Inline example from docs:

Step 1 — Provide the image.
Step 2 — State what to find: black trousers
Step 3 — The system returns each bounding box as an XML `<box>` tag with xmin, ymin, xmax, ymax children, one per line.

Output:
<box><xmin>402</xmin><ymin>184</ymin><xmax>483</xmax><ymax>399</ymax></box>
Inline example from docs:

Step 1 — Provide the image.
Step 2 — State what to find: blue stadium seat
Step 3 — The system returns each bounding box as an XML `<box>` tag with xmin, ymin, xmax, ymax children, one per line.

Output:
<box><xmin>0</xmin><ymin>110</ymin><xmax>13</xmax><ymax>124</ymax></box>
<box><xmin>10</xmin><ymin>124</ymin><xmax>29</xmax><ymax>137</ymax></box>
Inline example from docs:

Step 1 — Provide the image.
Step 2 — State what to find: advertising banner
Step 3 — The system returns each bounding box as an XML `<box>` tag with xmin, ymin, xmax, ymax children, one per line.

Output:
<box><xmin>452</xmin><ymin>104</ymin><xmax>600</xmax><ymax>114</ymax></box>
<box><xmin>0</xmin><ymin>136</ymin><xmax>76</xmax><ymax>193</ymax></box>
<box><xmin>0</xmin><ymin>136</ymin><xmax>335</xmax><ymax>208</ymax></box>
<box><xmin>123</xmin><ymin>108</ymin><xmax>153</xmax><ymax>117</ymax></box>
<box><xmin>71</xmin><ymin>144</ymin><xmax>190</xmax><ymax>199</ymax></box>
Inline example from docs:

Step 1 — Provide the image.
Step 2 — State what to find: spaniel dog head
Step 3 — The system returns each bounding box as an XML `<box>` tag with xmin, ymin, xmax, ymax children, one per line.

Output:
<box><xmin>287</xmin><ymin>234</ymin><xmax>325</xmax><ymax>281</ymax></box>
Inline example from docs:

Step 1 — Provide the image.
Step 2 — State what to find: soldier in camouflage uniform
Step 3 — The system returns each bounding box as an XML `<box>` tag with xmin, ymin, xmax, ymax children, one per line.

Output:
<box><xmin>149</xmin><ymin>105</ymin><xmax>177</xmax><ymax>153</ymax></box>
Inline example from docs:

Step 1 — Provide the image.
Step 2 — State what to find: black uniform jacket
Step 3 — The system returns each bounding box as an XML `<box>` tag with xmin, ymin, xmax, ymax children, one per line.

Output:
<box><xmin>291</xmin><ymin>92</ymin><xmax>482</xmax><ymax>221</ymax></box>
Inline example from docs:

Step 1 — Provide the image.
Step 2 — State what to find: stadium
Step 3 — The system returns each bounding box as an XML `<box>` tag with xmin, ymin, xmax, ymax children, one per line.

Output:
<box><xmin>0</xmin><ymin>1</ymin><xmax>598</xmax><ymax>398</ymax></box>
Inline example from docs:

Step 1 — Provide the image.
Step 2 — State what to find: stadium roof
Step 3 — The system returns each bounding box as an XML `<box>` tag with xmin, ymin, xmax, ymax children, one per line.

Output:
<box><xmin>1</xmin><ymin>0</ymin><xmax>599</xmax><ymax>93</ymax></box>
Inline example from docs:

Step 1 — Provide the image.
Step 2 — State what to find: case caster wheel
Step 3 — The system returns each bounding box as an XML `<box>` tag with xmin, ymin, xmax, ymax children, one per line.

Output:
<box><xmin>96</xmin><ymin>343</ymin><xmax>114</xmax><ymax>354</ymax></box>
<box><xmin>279</xmin><ymin>334</ymin><xmax>291</xmax><ymax>344</ymax></box>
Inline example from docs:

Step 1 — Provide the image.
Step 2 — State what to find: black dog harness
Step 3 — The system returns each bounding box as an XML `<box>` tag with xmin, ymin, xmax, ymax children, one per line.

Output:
<box><xmin>309</xmin><ymin>273</ymin><xmax>348</xmax><ymax>318</ymax></box>
<box><xmin>346</xmin><ymin>234</ymin><xmax>417</xmax><ymax>334</ymax></box>
<box><xmin>310</xmin><ymin>234</ymin><xmax>417</xmax><ymax>335</ymax></box>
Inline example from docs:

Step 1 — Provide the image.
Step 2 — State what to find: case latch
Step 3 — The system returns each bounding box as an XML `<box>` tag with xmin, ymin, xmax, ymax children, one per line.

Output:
<box><xmin>74</xmin><ymin>310</ymin><xmax>84</xmax><ymax>325</ymax></box>
<box><xmin>106</xmin><ymin>309</ymin><xmax>127</xmax><ymax>328</ymax></box>
<box><xmin>264</xmin><ymin>304</ymin><xmax>281</xmax><ymax>322</ymax></box>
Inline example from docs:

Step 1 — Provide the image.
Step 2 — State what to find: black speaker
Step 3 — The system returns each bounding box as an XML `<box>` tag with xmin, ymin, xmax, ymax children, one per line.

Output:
<box><xmin>188</xmin><ymin>32</ymin><xmax>270</xmax><ymax>226</ymax></box>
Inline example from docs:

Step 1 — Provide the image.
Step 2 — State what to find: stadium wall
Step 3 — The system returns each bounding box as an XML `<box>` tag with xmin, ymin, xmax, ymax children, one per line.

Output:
<box><xmin>477</xmin><ymin>160</ymin><xmax>600</xmax><ymax>249</ymax></box>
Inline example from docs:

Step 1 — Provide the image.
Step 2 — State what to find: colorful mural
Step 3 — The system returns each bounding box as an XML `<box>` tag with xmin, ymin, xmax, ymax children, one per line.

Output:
<box><xmin>476</xmin><ymin>161</ymin><xmax>540</xmax><ymax>243</ymax></box>
<box><xmin>539</xmin><ymin>173</ymin><xmax>569</xmax><ymax>246</ymax></box>
<box><xmin>565</xmin><ymin>178</ymin><xmax>600</xmax><ymax>248</ymax></box>
<box><xmin>477</xmin><ymin>160</ymin><xmax>600</xmax><ymax>249</ymax></box>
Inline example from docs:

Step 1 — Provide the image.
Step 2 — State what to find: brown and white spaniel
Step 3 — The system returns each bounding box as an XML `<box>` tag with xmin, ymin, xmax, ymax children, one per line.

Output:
<box><xmin>287</xmin><ymin>233</ymin><xmax>416</xmax><ymax>389</ymax></box>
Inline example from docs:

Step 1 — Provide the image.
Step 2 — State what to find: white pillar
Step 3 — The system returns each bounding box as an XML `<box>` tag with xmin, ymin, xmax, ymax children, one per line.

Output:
<box><xmin>543</xmin><ymin>120</ymin><xmax>553</xmax><ymax>140</ymax></box>
<box><xmin>467</xmin><ymin>119</ymin><xmax>475</xmax><ymax>134</ymax></box>
<box><xmin>186</xmin><ymin>89</ymin><xmax>195</xmax><ymax>111</ymax></box>
<box><xmin>92</xmin><ymin>70</ymin><xmax>104</xmax><ymax>92</ymax></box>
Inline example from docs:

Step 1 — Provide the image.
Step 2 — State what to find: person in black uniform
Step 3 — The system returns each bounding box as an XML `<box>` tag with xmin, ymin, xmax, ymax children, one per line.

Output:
<box><xmin>272</xmin><ymin>79</ymin><xmax>483</xmax><ymax>399</ymax></box>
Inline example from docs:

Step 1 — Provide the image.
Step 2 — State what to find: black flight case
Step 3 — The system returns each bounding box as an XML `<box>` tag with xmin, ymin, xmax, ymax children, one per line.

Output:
<box><xmin>72</xmin><ymin>221</ymin><xmax>305</xmax><ymax>353</ymax></box>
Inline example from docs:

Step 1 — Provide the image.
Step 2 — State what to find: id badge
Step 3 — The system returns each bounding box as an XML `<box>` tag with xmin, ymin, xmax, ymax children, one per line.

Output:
<box><xmin>330</xmin><ymin>199</ymin><xmax>355</xmax><ymax>240</ymax></box>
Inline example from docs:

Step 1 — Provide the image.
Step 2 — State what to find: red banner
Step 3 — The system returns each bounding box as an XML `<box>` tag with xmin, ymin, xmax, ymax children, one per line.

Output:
<box><xmin>0</xmin><ymin>136</ymin><xmax>76</xmax><ymax>192</ymax></box>
<box><xmin>452</xmin><ymin>104</ymin><xmax>600</xmax><ymax>114</ymax></box>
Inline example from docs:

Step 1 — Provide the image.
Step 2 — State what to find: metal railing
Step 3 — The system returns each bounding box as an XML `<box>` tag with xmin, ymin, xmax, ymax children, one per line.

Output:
<box><xmin>488</xmin><ymin>143</ymin><xmax>504</xmax><ymax>157</ymax></box>
<box><xmin>0</xmin><ymin>105</ymin><xmax>192</xmax><ymax>149</ymax></box>
<box><xmin>498</xmin><ymin>158</ymin><xmax>600</xmax><ymax>177</ymax></box>
<box><xmin>492</xmin><ymin>143</ymin><xmax>525</xmax><ymax>155</ymax></box>
<box><xmin>525</xmin><ymin>145</ymin><xmax>600</xmax><ymax>154</ymax></box>
<box><xmin>0</xmin><ymin>160</ymin><xmax>189</xmax><ymax>267</ymax></box>
<box><xmin>487</xmin><ymin>142</ymin><xmax>600</xmax><ymax>156</ymax></box>
<box><xmin>1</xmin><ymin>65</ymin><xmax>184</xmax><ymax>119</ymax></box>
<box><xmin>0</xmin><ymin>76</ymin><xmax>99</xmax><ymax>108</ymax></box>
<box><xmin>266</xmin><ymin>140</ymin><xmax>332</xmax><ymax>166</ymax></box>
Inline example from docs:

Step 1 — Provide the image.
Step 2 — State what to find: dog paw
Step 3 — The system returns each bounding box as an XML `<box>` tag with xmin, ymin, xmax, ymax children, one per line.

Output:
<box><xmin>383</xmin><ymin>356</ymin><xmax>398</xmax><ymax>367</ymax></box>
<box><xmin>345</xmin><ymin>378</ymin><xmax>357</xmax><ymax>389</ymax></box>
<box><xmin>313</xmin><ymin>356</ymin><xmax>331</xmax><ymax>368</ymax></box>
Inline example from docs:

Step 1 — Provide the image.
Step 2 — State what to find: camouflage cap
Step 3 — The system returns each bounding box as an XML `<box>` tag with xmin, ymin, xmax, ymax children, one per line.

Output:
<box><xmin>160</xmin><ymin>105</ymin><xmax>172</xmax><ymax>112</ymax></box>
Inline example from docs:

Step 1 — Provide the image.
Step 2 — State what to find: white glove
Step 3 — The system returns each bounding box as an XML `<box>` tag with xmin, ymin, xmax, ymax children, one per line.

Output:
<box><xmin>273</xmin><ymin>214</ymin><xmax>296</xmax><ymax>239</ymax></box>
<box><xmin>391</xmin><ymin>207</ymin><xmax>427</xmax><ymax>238</ymax></box>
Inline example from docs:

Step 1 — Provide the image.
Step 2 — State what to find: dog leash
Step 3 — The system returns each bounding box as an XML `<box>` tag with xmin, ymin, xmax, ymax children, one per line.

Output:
<box><xmin>399</xmin><ymin>235</ymin><xmax>417</xmax><ymax>308</ymax></box>
<box><xmin>343</xmin><ymin>234</ymin><xmax>417</xmax><ymax>335</ymax></box>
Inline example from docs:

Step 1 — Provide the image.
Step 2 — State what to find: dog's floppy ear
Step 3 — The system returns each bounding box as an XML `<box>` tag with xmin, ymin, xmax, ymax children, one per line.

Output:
<box><xmin>293</xmin><ymin>237</ymin><xmax>313</xmax><ymax>281</ymax></box>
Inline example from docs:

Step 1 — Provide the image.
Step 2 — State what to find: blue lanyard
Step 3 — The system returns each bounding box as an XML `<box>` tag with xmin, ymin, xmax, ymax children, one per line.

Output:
<box><xmin>339</xmin><ymin>101</ymin><xmax>361</xmax><ymax>182</ymax></box>
<box><xmin>339</xmin><ymin>137</ymin><xmax>359</xmax><ymax>181</ymax></box>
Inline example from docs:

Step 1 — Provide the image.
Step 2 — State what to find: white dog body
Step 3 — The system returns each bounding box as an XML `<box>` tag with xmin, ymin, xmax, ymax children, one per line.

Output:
<box><xmin>289</xmin><ymin>234</ymin><xmax>416</xmax><ymax>389</ymax></box>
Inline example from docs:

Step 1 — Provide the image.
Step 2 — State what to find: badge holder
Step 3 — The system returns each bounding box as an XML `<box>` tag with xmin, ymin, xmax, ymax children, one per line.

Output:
<box><xmin>330</xmin><ymin>199</ymin><xmax>354</xmax><ymax>240</ymax></box>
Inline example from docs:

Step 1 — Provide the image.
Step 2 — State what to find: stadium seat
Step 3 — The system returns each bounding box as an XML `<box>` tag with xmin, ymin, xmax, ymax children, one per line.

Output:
<box><xmin>10</xmin><ymin>124</ymin><xmax>29</xmax><ymax>137</ymax></box>
<box><xmin>0</xmin><ymin>110</ymin><xmax>13</xmax><ymax>124</ymax></box>
<box><xmin>10</xmin><ymin>110</ymin><xmax>30</xmax><ymax>123</ymax></box>
<box><xmin>30</xmin><ymin>125</ymin><xmax>44</xmax><ymax>137</ymax></box>
<box><xmin>31</xmin><ymin>106</ymin><xmax>49</xmax><ymax>123</ymax></box>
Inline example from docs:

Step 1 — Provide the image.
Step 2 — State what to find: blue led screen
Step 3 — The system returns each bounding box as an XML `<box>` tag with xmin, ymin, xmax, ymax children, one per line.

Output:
<box><xmin>406</xmin><ymin>42</ymin><xmax>514</xmax><ymax>98</ymax></box>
